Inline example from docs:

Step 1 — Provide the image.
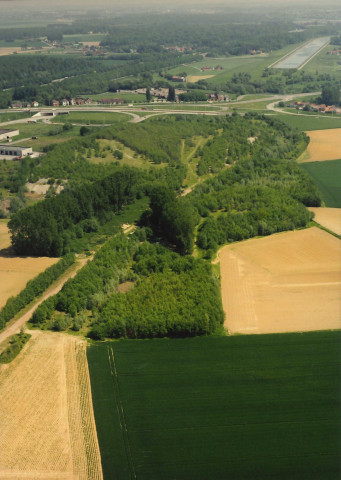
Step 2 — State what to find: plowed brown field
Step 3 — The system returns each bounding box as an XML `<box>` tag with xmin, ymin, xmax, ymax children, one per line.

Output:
<box><xmin>218</xmin><ymin>227</ymin><xmax>341</xmax><ymax>334</ymax></box>
<box><xmin>0</xmin><ymin>331</ymin><xmax>103</xmax><ymax>480</ymax></box>
<box><xmin>301</xmin><ymin>128</ymin><xmax>341</xmax><ymax>162</ymax></box>
<box><xmin>309</xmin><ymin>207</ymin><xmax>341</xmax><ymax>236</ymax></box>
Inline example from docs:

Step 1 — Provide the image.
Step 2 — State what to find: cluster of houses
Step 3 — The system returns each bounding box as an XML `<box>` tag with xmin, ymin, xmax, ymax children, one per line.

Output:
<box><xmin>171</xmin><ymin>75</ymin><xmax>186</xmax><ymax>82</ymax></box>
<box><xmin>97</xmin><ymin>98</ymin><xmax>126</xmax><ymax>105</ymax></box>
<box><xmin>287</xmin><ymin>101</ymin><xmax>341</xmax><ymax>114</ymax></box>
<box><xmin>11</xmin><ymin>101</ymin><xmax>39</xmax><ymax>109</ymax></box>
<box><xmin>50</xmin><ymin>98</ymin><xmax>93</xmax><ymax>107</ymax></box>
<box><xmin>10</xmin><ymin>98</ymin><xmax>93</xmax><ymax>109</ymax></box>
<box><xmin>207</xmin><ymin>93</ymin><xmax>230</xmax><ymax>102</ymax></box>
<box><xmin>327</xmin><ymin>49</ymin><xmax>341</xmax><ymax>55</ymax></box>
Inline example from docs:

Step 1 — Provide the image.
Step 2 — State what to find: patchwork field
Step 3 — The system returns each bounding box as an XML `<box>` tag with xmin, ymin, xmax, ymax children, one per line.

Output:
<box><xmin>88</xmin><ymin>332</ymin><xmax>340</xmax><ymax>480</ymax></box>
<box><xmin>218</xmin><ymin>227</ymin><xmax>341</xmax><ymax>334</ymax></box>
<box><xmin>301</xmin><ymin>159</ymin><xmax>341</xmax><ymax>207</ymax></box>
<box><xmin>300</xmin><ymin>128</ymin><xmax>341</xmax><ymax>162</ymax></box>
<box><xmin>0</xmin><ymin>331</ymin><xmax>103</xmax><ymax>479</ymax></box>
<box><xmin>309</xmin><ymin>207</ymin><xmax>341</xmax><ymax>236</ymax></box>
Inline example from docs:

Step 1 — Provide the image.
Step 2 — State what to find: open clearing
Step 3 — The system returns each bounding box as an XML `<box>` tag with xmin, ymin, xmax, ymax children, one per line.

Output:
<box><xmin>0</xmin><ymin>256</ymin><xmax>59</xmax><ymax>309</ymax></box>
<box><xmin>309</xmin><ymin>207</ymin><xmax>341</xmax><ymax>236</ymax></box>
<box><xmin>218</xmin><ymin>227</ymin><xmax>341</xmax><ymax>334</ymax></box>
<box><xmin>300</xmin><ymin>128</ymin><xmax>341</xmax><ymax>162</ymax></box>
<box><xmin>88</xmin><ymin>332</ymin><xmax>340</xmax><ymax>479</ymax></box>
<box><xmin>0</xmin><ymin>331</ymin><xmax>102</xmax><ymax>480</ymax></box>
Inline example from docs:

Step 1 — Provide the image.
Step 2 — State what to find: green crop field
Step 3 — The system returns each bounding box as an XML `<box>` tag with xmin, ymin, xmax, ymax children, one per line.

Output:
<box><xmin>301</xmin><ymin>159</ymin><xmax>341</xmax><ymax>207</ymax></box>
<box><xmin>87</xmin><ymin>332</ymin><xmax>340</xmax><ymax>480</ymax></box>
<box><xmin>271</xmin><ymin>113</ymin><xmax>341</xmax><ymax>131</ymax></box>
<box><xmin>302</xmin><ymin>44</ymin><xmax>341</xmax><ymax>80</ymax></box>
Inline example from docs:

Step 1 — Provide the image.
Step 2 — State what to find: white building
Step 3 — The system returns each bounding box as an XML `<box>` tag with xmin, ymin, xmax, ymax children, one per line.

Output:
<box><xmin>0</xmin><ymin>129</ymin><xmax>19</xmax><ymax>141</ymax></box>
<box><xmin>0</xmin><ymin>145</ymin><xmax>32</xmax><ymax>158</ymax></box>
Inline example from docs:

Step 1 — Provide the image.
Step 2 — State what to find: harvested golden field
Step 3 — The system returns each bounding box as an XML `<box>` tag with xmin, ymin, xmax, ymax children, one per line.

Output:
<box><xmin>187</xmin><ymin>74</ymin><xmax>215</xmax><ymax>83</ymax></box>
<box><xmin>300</xmin><ymin>128</ymin><xmax>341</xmax><ymax>162</ymax></box>
<box><xmin>0</xmin><ymin>256</ymin><xmax>59</xmax><ymax>309</ymax></box>
<box><xmin>0</xmin><ymin>220</ymin><xmax>10</xmax><ymax>250</ymax></box>
<box><xmin>218</xmin><ymin>227</ymin><xmax>341</xmax><ymax>334</ymax></box>
<box><xmin>0</xmin><ymin>331</ymin><xmax>103</xmax><ymax>480</ymax></box>
<box><xmin>309</xmin><ymin>207</ymin><xmax>341</xmax><ymax>236</ymax></box>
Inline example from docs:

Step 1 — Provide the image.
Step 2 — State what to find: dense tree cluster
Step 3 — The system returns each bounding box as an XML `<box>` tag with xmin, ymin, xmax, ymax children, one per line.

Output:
<box><xmin>0</xmin><ymin>51</ymin><xmax>199</xmax><ymax>107</ymax></box>
<box><xmin>104</xmin><ymin>116</ymin><xmax>215</xmax><ymax>166</ymax></box>
<box><xmin>0</xmin><ymin>56</ymin><xmax>114</xmax><ymax>91</ymax></box>
<box><xmin>9</xmin><ymin>168</ymin><xmax>139</xmax><ymax>256</ymax></box>
<box><xmin>196</xmin><ymin>186</ymin><xmax>311</xmax><ymax>252</ymax></box>
<box><xmin>31</xmin><ymin>234</ymin><xmax>137</xmax><ymax>323</ymax></box>
<box><xmin>145</xmin><ymin>184</ymin><xmax>198</xmax><ymax>254</ymax></box>
<box><xmin>90</xmin><ymin>243</ymin><xmax>224</xmax><ymax>339</ymax></box>
<box><xmin>101</xmin><ymin>18</ymin><xmax>322</xmax><ymax>56</ymax></box>
<box><xmin>0</xmin><ymin>253</ymin><xmax>75</xmax><ymax>330</ymax></box>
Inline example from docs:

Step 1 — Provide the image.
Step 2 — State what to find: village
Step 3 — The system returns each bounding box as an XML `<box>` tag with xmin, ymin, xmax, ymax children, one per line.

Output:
<box><xmin>286</xmin><ymin>100</ymin><xmax>341</xmax><ymax>114</ymax></box>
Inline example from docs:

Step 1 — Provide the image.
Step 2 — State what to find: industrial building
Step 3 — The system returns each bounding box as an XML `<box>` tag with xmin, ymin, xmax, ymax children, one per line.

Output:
<box><xmin>0</xmin><ymin>145</ymin><xmax>32</xmax><ymax>158</ymax></box>
<box><xmin>0</xmin><ymin>129</ymin><xmax>19</xmax><ymax>141</ymax></box>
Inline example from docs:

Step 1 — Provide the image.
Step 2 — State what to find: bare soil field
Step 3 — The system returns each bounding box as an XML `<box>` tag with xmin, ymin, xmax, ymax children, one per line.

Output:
<box><xmin>187</xmin><ymin>74</ymin><xmax>215</xmax><ymax>83</ymax></box>
<box><xmin>0</xmin><ymin>220</ymin><xmax>10</xmax><ymax>250</ymax></box>
<box><xmin>0</xmin><ymin>256</ymin><xmax>59</xmax><ymax>309</ymax></box>
<box><xmin>0</xmin><ymin>331</ymin><xmax>103</xmax><ymax>480</ymax></box>
<box><xmin>309</xmin><ymin>207</ymin><xmax>341</xmax><ymax>235</ymax></box>
<box><xmin>300</xmin><ymin>128</ymin><xmax>341</xmax><ymax>162</ymax></box>
<box><xmin>218</xmin><ymin>227</ymin><xmax>341</xmax><ymax>334</ymax></box>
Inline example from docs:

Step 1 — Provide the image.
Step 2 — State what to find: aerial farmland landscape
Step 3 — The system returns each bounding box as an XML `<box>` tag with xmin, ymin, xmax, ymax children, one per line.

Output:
<box><xmin>0</xmin><ymin>0</ymin><xmax>340</xmax><ymax>479</ymax></box>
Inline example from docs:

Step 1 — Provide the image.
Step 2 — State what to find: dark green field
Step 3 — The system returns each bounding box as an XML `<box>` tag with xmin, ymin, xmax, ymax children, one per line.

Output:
<box><xmin>87</xmin><ymin>332</ymin><xmax>341</xmax><ymax>480</ymax></box>
<box><xmin>272</xmin><ymin>114</ymin><xmax>341</xmax><ymax>131</ymax></box>
<box><xmin>301</xmin><ymin>159</ymin><xmax>341</xmax><ymax>207</ymax></box>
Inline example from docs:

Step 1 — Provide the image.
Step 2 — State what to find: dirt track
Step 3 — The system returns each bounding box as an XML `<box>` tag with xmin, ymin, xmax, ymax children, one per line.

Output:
<box><xmin>0</xmin><ymin>256</ymin><xmax>91</xmax><ymax>347</ymax></box>
<box><xmin>0</xmin><ymin>256</ymin><xmax>59</xmax><ymax>310</ymax></box>
<box><xmin>218</xmin><ymin>227</ymin><xmax>341</xmax><ymax>334</ymax></box>
<box><xmin>0</xmin><ymin>331</ymin><xmax>103</xmax><ymax>479</ymax></box>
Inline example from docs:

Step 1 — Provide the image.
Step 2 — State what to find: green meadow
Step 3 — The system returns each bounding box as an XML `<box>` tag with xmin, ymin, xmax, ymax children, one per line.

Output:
<box><xmin>88</xmin><ymin>331</ymin><xmax>340</xmax><ymax>480</ymax></box>
<box><xmin>301</xmin><ymin>159</ymin><xmax>341</xmax><ymax>207</ymax></box>
<box><xmin>271</xmin><ymin>113</ymin><xmax>341</xmax><ymax>131</ymax></box>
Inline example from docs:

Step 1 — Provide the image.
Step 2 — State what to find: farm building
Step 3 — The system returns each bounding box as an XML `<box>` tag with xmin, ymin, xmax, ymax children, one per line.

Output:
<box><xmin>0</xmin><ymin>129</ymin><xmax>19</xmax><ymax>141</ymax></box>
<box><xmin>0</xmin><ymin>145</ymin><xmax>32</xmax><ymax>158</ymax></box>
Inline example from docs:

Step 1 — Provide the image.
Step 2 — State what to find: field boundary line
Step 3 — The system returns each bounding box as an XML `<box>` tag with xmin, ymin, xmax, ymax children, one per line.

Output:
<box><xmin>108</xmin><ymin>345</ymin><xmax>137</xmax><ymax>479</ymax></box>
